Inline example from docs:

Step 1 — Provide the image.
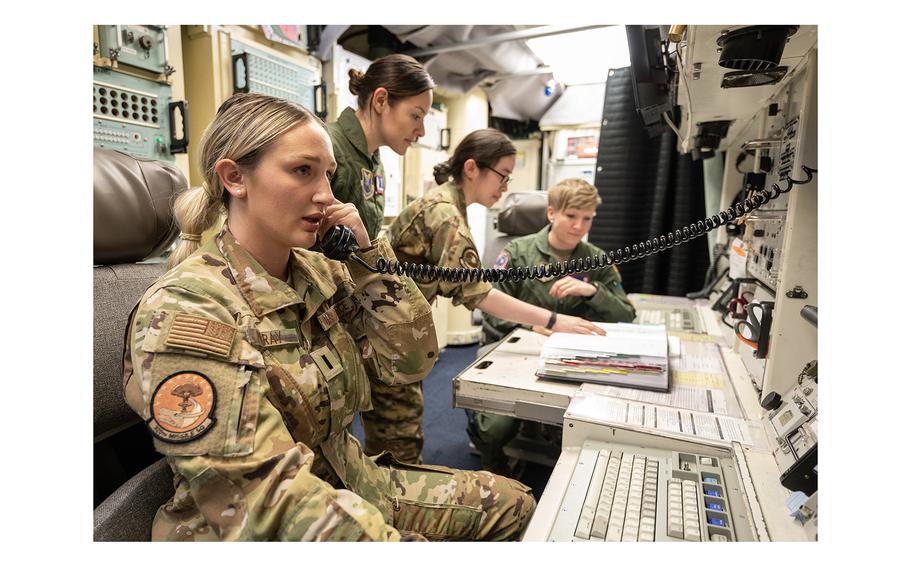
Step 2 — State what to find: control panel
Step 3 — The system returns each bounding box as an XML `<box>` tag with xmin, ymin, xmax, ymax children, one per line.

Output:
<box><xmin>231</xmin><ymin>39</ymin><xmax>319</xmax><ymax>111</ymax></box>
<box><xmin>763</xmin><ymin>360</ymin><xmax>818</xmax><ymax>495</ymax></box>
<box><xmin>96</xmin><ymin>25</ymin><xmax>171</xmax><ymax>76</ymax></box>
<box><xmin>93</xmin><ymin>25</ymin><xmax>183</xmax><ymax>161</ymax></box>
<box><xmin>744</xmin><ymin>214</ymin><xmax>785</xmax><ymax>289</ymax></box>
<box><xmin>93</xmin><ymin>69</ymin><xmax>174</xmax><ymax>161</ymax></box>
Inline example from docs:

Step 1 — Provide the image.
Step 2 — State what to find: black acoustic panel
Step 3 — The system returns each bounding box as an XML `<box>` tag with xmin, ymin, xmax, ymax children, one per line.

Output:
<box><xmin>590</xmin><ymin>67</ymin><xmax>708</xmax><ymax>296</ymax></box>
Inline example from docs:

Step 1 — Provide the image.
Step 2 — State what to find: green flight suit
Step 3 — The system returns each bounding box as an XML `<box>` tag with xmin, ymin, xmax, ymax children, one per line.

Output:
<box><xmin>363</xmin><ymin>182</ymin><xmax>493</xmax><ymax>464</ymax></box>
<box><xmin>483</xmin><ymin>224</ymin><xmax>636</xmax><ymax>336</ymax></box>
<box><xmin>469</xmin><ymin>224</ymin><xmax>636</xmax><ymax>474</ymax></box>
<box><xmin>328</xmin><ymin>107</ymin><xmax>386</xmax><ymax>240</ymax></box>
<box><xmin>122</xmin><ymin>223</ymin><xmax>535</xmax><ymax>540</ymax></box>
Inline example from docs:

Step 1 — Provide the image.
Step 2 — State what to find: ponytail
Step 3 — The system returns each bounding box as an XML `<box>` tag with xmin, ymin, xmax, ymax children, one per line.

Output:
<box><xmin>165</xmin><ymin>92</ymin><xmax>321</xmax><ymax>269</ymax></box>
<box><xmin>167</xmin><ymin>183</ymin><xmax>222</xmax><ymax>268</ymax></box>
<box><xmin>439</xmin><ymin>129</ymin><xmax>516</xmax><ymax>186</ymax></box>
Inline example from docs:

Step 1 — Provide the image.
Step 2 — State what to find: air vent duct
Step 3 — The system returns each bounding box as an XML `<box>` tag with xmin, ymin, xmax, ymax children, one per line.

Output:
<box><xmin>717</xmin><ymin>26</ymin><xmax>798</xmax><ymax>71</ymax></box>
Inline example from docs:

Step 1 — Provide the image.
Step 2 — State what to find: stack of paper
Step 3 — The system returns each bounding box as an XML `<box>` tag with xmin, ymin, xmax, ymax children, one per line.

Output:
<box><xmin>537</xmin><ymin>323</ymin><xmax>670</xmax><ymax>392</ymax></box>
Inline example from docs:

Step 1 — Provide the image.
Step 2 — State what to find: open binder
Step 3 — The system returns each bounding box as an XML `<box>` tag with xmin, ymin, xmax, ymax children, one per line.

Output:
<box><xmin>536</xmin><ymin>323</ymin><xmax>670</xmax><ymax>392</ymax></box>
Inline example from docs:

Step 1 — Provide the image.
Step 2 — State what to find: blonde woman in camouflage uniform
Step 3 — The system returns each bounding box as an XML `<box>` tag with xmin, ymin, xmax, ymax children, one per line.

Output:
<box><xmin>385</xmin><ymin>129</ymin><xmax>606</xmax><ymax>466</ymax></box>
<box><xmin>122</xmin><ymin>93</ymin><xmax>534</xmax><ymax>541</ymax></box>
<box><xmin>327</xmin><ymin>54</ymin><xmax>436</xmax><ymax>464</ymax></box>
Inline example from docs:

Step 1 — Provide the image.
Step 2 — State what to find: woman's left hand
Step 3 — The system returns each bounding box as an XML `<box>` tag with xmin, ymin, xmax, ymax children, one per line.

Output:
<box><xmin>549</xmin><ymin>276</ymin><xmax>597</xmax><ymax>299</ymax></box>
<box><xmin>320</xmin><ymin>199</ymin><xmax>371</xmax><ymax>249</ymax></box>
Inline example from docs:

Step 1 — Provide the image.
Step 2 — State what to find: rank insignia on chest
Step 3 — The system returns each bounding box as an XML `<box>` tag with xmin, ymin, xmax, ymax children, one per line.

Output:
<box><xmin>361</xmin><ymin>168</ymin><xmax>374</xmax><ymax>198</ymax></box>
<box><xmin>374</xmin><ymin>173</ymin><xmax>385</xmax><ymax>196</ymax></box>
<box><xmin>148</xmin><ymin>371</ymin><xmax>217</xmax><ymax>443</ymax></box>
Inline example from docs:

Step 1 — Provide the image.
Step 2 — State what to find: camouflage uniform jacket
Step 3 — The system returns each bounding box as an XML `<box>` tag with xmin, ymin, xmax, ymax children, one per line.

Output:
<box><xmin>328</xmin><ymin>107</ymin><xmax>386</xmax><ymax>240</ymax></box>
<box><xmin>484</xmin><ymin>225</ymin><xmax>636</xmax><ymax>337</ymax></box>
<box><xmin>387</xmin><ymin>182</ymin><xmax>492</xmax><ymax>310</ymax></box>
<box><xmin>122</xmin><ymin>224</ymin><xmax>439</xmax><ymax>540</ymax></box>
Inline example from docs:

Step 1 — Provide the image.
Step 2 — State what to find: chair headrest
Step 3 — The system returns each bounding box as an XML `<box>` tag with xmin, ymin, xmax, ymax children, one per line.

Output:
<box><xmin>496</xmin><ymin>191</ymin><xmax>549</xmax><ymax>236</ymax></box>
<box><xmin>93</xmin><ymin>149</ymin><xmax>187</xmax><ymax>265</ymax></box>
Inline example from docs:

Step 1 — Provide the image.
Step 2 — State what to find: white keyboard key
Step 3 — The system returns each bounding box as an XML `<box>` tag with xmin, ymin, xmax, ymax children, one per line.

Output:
<box><xmin>574</xmin><ymin>451</ymin><xmax>610</xmax><ymax>539</ymax></box>
<box><xmin>668</xmin><ymin>521</ymin><xmax>684</xmax><ymax>539</ymax></box>
<box><xmin>605</xmin><ymin>519</ymin><xmax>624</xmax><ymax>541</ymax></box>
<box><xmin>591</xmin><ymin>457</ymin><xmax>622</xmax><ymax>539</ymax></box>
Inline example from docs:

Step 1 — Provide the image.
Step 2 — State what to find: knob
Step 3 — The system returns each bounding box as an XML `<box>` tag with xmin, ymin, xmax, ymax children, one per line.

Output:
<box><xmin>139</xmin><ymin>34</ymin><xmax>154</xmax><ymax>50</ymax></box>
<box><xmin>761</xmin><ymin>391</ymin><xmax>782</xmax><ymax>411</ymax></box>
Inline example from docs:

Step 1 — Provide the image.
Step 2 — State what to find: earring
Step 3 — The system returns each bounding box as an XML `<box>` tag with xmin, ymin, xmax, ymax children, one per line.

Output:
<box><xmin>236</xmin><ymin>188</ymin><xmax>245</xmax><ymax>197</ymax></box>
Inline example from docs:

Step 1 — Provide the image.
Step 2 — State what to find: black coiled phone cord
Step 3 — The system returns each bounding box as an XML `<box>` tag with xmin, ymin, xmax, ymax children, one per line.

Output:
<box><xmin>350</xmin><ymin>165</ymin><xmax>817</xmax><ymax>283</ymax></box>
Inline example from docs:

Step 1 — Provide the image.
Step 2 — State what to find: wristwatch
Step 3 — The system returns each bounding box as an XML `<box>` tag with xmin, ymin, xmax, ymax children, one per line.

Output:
<box><xmin>545</xmin><ymin>311</ymin><xmax>558</xmax><ymax>330</ymax></box>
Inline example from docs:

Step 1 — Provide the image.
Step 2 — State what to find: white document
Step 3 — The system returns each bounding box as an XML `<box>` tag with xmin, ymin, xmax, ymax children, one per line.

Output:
<box><xmin>627</xmin><ymin>404</ymin><xmax>645</xmax><ymax>427</ymax></box>
<box><xmin>717</xmin><ymin>416</ymin><xmax>753</xmax><ymax>445</ymax></box>
<box><xmin>692</xmin><ymin>414</ymin><xmax>721</xmax><ymax>440</ymax></box>
<box><xmin>668</xmin><ymin>335</ymin><xmax>682</xmax><ymax>356</ymax></box>
<box><xmin>677</xmin><ymin>341</ymin><xmax>726</xmax><ymax>375</ymax></box>
<box><xmin>656</xmin><ymin>407</ymin><xmax>682</xmax><ymax>432</ymax></box>
<box><xmin>591</xmin><ymin>383</ymin><xmax>728</xmax><ymax>416</ymax></box>
<box><xmin>708</xmin><ymin>389</ymin><xmax>729</xmax><ymax>415</ymax></box>
<box><xmin>546</xmin><ymin>323</ymin><xmax>668</xmax><ymax>358</ymax></box>
<box><xmin>567</xmin><ymin>391</ymin><xmax>756</xmax><ymax>447</ymax></box>
<box><xmin>729</xmin><ymin>238</ymin><xmax>748</xmax><ymax>280</ymax></box>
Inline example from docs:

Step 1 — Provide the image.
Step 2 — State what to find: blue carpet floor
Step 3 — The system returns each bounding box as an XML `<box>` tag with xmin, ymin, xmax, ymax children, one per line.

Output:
<box><xmin>352</xmin><ymin>343</ymin><xmax>553</xmax><ymax>501</ymax></box>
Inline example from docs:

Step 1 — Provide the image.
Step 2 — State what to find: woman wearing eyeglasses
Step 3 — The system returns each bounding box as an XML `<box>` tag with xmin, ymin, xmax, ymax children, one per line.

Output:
<box><xmin>383</xmin><ymin>128</ymin><xmax>604</xmax><ymax>465</ymax></box>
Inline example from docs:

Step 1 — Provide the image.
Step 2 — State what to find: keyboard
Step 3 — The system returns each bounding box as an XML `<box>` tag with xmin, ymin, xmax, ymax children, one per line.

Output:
<box><xmin>547</xmin><ymin>440</ymin><xmax>751</xmax><ymax>541</ymax></box>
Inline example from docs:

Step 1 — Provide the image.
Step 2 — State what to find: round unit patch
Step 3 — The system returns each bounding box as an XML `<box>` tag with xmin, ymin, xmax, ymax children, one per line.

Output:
<box><xmin>148</xmin><ymin>371</ymin><xmax>217</xmax><ymax>443</ymax></box>
<box><xmin>460</xmin><ymin>247</ymin><xmax>481</xmax><ymax>269</ymax></box>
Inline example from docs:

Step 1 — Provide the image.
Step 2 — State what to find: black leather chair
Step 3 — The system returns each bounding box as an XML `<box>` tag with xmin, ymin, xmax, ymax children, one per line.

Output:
<box><xmin>481</xmin><ymin>191</ymin><xmax>549</xmax><ymax>269</ymax></box>
<box><xmin>479</xmin><ymin>192</ymin><xmax>550</xmax><ymax>344</ymax></box>
<box><xmin>93</xmin><ymin>148</ymin><xmax>186</xmax><ymax>541</ymax></box>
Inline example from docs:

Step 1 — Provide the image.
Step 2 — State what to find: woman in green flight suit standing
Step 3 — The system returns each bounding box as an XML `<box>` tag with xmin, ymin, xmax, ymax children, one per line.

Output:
<box><xmin>327</xmin><ymin>53</ymin><xmax>436</xmax><ymax>463</ymax></box>
<box><xmin>328</xmin><ymin>53</ymin><xmax>435</xmax><ymax>239</ymax></box>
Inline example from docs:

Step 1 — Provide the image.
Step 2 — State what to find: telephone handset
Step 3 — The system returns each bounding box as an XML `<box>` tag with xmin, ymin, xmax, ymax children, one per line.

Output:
<box><xmin>319</xmin><ymin>224</ymin><xmax>360</xmax><ymax>261</ymax></box>
<box><xmin>326</xmin><ymin>165</ymin><xmax>817</xmax><ymax>283</ymax></box>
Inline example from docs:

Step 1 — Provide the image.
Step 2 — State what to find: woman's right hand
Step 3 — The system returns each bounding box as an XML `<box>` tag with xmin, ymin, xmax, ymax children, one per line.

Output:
<box><xmin>552</xmin><ymin>314</ymin><xmax>606</xmax><ymax>335</ymax></box>
<box><xmin>320</xmin><ymin>199</ymin><xmax>371</xmax><ymax>249</ymax></box>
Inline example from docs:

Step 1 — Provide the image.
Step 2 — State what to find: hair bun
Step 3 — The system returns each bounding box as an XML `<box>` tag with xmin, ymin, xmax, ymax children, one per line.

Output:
<box><xmin>348</xmin><ymin>69</ymin><xmax>365</xmax><ymax>95</ymax></box>
<box><xmin>432</xmin><ymin>161</ymin><xmax>452</xmax><ymax>185</ymax></box>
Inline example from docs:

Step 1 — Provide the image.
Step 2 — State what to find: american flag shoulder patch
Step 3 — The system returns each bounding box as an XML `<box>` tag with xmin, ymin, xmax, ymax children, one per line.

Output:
<box><xmin>164</xmin><ymin>313</ymin><xmax>236</xmax><ymax>357</ymax></box>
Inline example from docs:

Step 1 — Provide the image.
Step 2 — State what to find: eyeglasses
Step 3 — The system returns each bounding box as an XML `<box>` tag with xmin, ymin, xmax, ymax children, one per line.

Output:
<box><xmin>481</xmin><ymin>164</ymin><xmax>512</xmax><ymax>187</ymax></box>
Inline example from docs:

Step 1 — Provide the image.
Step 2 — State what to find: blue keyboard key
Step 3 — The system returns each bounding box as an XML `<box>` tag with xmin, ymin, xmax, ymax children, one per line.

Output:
<box><xmin>704</xmin><ymin>488</ymin><xmax>721</xmax><ymax>497</ymax></box>
<box><xmin>706</xmin><ymin>502</ymin><xmax>724</xmax><ymax>511</ymax></box>
<box><xmin>707</xmin><ymin>517</ymin><xmax>727</xmax><ymax>527</ymax></box>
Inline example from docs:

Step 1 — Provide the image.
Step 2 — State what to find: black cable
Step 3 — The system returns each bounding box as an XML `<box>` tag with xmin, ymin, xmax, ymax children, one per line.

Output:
<box><xmin>351</xmin><ymin>166</ymin><xmax>817</xmax><ymax>283</ymax></box>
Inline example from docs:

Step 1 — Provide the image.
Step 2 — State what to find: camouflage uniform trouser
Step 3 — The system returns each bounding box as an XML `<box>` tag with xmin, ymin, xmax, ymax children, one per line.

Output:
<box><xmin>153</xmin><ymin>438</ymin><xmax>536</xmax><ymax>541</ymax></box>
<box><xmin>363</xmin><ymin>451</ymin><xmax>536</xmax><ymax>540</ymax></box>
<box><xmin>361</xmin><ymin>378</ymin><xmax>424</xmax><ymax>463</ymax></box>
